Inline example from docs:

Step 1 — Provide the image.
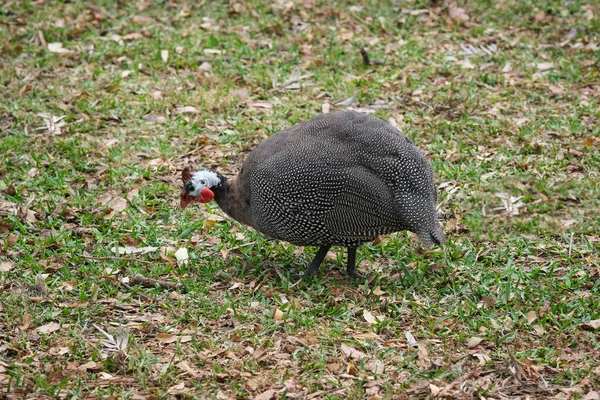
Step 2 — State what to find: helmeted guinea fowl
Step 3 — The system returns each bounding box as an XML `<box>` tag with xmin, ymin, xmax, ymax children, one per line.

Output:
<box><xmin>180</xmin><ymin>111</ymin><xmax>445</xmax><ymax>279</ymax></box>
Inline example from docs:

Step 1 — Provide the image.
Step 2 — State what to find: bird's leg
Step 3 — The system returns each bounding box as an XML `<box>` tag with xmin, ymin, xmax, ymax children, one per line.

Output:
<box><xmin>346</xmin><ymin>247</ymin><xmax>364</xmax><ymax>280</ymax></box>
<box><xmin>303</xmin><ymin>245</ymin><xmax>331</xmax><ymax>278</ymax></box>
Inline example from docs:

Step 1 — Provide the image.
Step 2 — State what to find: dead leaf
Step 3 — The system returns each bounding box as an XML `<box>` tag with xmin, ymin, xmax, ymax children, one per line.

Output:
<box><xmin>174</xmin><ymin>248</ymin><xmax>189</xmax><ymax>265</ymax></box>
<box><xmin>581</xmin><ymin>319</ymin><xmax>600</xmax><ymax>330</ymax></box>
<box><xmin>340</xmin><ymin>343</ymin><xmax>367</xmax><ymax>361</ymax></box>
<box><xmin>354</xmin><ymin>332</ymin><xmax>379</xmax><ymax>340</ymax></box>
<box><xmin>168</xmin><ymin>382</ymin><xmax>186</xmax><ymax>394</ymax></box>
<box><xmin>27</xmin><ymin>167</ymin><xmax>38</xmax><ymax>178</ymax></box>
<box><xmin>122</xmin><ymin>32</ymin><xmax>144</xmax><ymax>41</ymax></box>
<box><xmin>143</xmin><ymin>114</ymin><xmax>166</xmax><ymax>123</ymax></box>
<box><xmin>467</xmin><ymin>336</ymin><xmax>483</xmax><ymax>348</ymax></box>
<box><xmin>20</xmin><ymin>314</ymin><xmax>32</xmax><ymax>330</ymax></box>
<box><xmin>274</xmin><ymin>308</ymin><xmax>284</xmax><ymax>321</ymax></box>
<box><xmin>584</xmin><ymin>391</ymin><xmax>600</xmax><ymax>400</ymax></box>
<box><xmin>110</xmin><ymin>246</ymin><xmax>158</xmax><ymax>255</ymax></box>
<box><xmin>536</xmin><ymin>62</ymin><xmax>554</xmax><ymax>72</ymax></box>
<box><xmin>177</xmin><ymin>361</ymin><xmax>201</xmax><ymax>378</ymax></box>
<box><xmin>405</xmin><ymin>331</ymin><xmax>418</xmax><ymax>347</ymax></box>
<box><xmin>126</xmin><ymin>188</ymin><xmax>139</xmax><ymax>201</ymax></box>
<box><xmin>36</xmin><ymin>321</ymin><xmax>60</xmax><ymax>335</ymax></box>
<box><xmin>78</xmin><ymin>361</ymin><xmax>103</xmax><ymax>372</ymax></box>
<box><xmin>339</xmin><ymin>29</ymin><xmax>354</xmax><ymax>41</ymax></box>
<box><xmin>0</xmin><ymin>262</ymin><xmax>13</xmax><ymax>272</ymax></box>
<box><xmin>449</xmin><ymin>3</ymin><xmax>470</xmax><ymax>22</ymax></box>
<box><xmin>48</xmin><ymin>42</ymin><xmax>76</xmax><ymax>55</ymax></box>
<box><xmin>175</xmin><ymin>106</ymin><xmax>199</xmax><ymax>114</ymax></box>
<box><xmin>161</xmin><ymin>49</ymin><xmax>169</xmax><ymax>62</ymax></box>
<box><xmin>98</xmin><ymin>194</ymin><xmax>127</xmax><ymax>211</ymax></box>
<box><xmin>250</xmin><ymin>101</ymin><xmax>273</xmax><ymax>110</ymax></box>
<box><xmin>430</xmin><ymin>384</ymin><xmax>442</xmax><ymax>397</ymax></box>
<box><xmin>363</xmin><ymin>309</ymin><xmax>384</xmax><ymax>324</ymax></box>
<box><xmin>372</xmin><ymin>286</ymin><xmax>386</xmax><ymax>296</ymax></box>
<box><xmin>368</xmin><ymin>359</ymin><xmax>385</xmax><ymax>374</ymax></box>
<box><xmin>254</xmin><ymin>389</ymin><xmax>276</xmax><ymax>400</ymax></box>
<box><xmin>526</xmin><ymin>310</ymin><xmax>537</xmax><ymax>324</ymax></box>
<box><xmin>532</xmin><ymin>325</ymin><xmax>545</xmax><ymax>335</ymax></box>
<box><xmin>36</xmin><ymin>113</ymin><xmax>66</xmax><ymax>135</ymax></box>
<box><xmin>156</xmin><ymin>333</ymin><xmax>178</xmax><ymax>344</ymax></box>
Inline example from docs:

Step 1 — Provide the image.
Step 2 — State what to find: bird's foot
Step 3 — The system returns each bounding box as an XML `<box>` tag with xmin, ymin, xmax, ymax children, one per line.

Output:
<box><xmin>347</xmin><ymin>268</ymin><xmax>365</xmax><ymax>281</ymax></box>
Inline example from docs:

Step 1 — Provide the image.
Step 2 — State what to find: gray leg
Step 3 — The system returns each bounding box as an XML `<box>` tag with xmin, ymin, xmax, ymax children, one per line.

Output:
<box><xmin>303</xmin><ymin>245</ymin><xmax>331</xmax><ymax>278</ymax></box>
<box><xmin>346</xmin><ymin>247</ymin><xmax>363</xmax><ymax>280</ymax></box>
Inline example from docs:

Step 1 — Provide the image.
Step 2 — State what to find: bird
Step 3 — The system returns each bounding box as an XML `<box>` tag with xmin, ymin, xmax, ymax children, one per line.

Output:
<box><xmin>180</xmin><ymin>111</ymin><xmax>445</xmax><ymax>279</ymax></box>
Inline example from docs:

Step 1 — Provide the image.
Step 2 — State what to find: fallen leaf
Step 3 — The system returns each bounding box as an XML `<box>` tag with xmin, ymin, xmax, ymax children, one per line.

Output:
<box><xmin>536</xmin><ymin>62</ymin><xmax>554</xmax><ymax>71</ymax></box>
<box><xmin>467</xmin><ymin>336</ymin><xmax>483</xmax><ymax>348</ymax></box>
<box><xmin>405</xmin><ymin>331</ymin><xmax>418</xmax><ymax>347</ymax></box>
<box><xmin>0</xmin><ymin>262</ymin><xmax>13</xmax><ymax>272</ymax></box>
<box><xmin>78</xmin><ymin>361</ymin><xmax>102</xmax><ymax>372</ymax></box>
<box><xmin>449</xmin><ymin>3</ymin><xmax>470</xmax><ymax>22</ymax></box>
<box><xmin>98</xmin><ymin>194</ymin><xmax>127</xmax><ymax>211</ymax></box>
<box><xmin>274</xmin><ymin>308</ymin><xmax>284</xmax><ymax>321</ymax></box>
<box><xmin>175</xmin><ymin>106</ymin><xmax>199</xmax><ymax>114</ymax></box>
<box><xmin>372</xmin><ymin>286</ymin><xmax>386</xmax><ymax>296</ymax></box>
<box><xmin>532</xmin><ymin>325</ymin><xmax>545</xmax><ymax>335</ymax></box>
<box><xmin>473</xmin><ymin>352</ymin><xmax>492</xmax><ymax>365</ymax></box>
<box><xmin>126</xmin><ymin>188</ymin><xmax>139</xmax><ymax>201</ymax></box>
<box><xmin>20</xmin><ymin>314</ymin><xmax>32</xmax><ymax>330</ymax></box>
<box><xmin>36</xmin><ymin>321</ymin><xmax>60</xmax><ymax>335</ymax></box>
<box><xmin>177</xmin><ymin>361</ymin><xmax>201</xmax><ymax>378</ymax></box>
<box><xmin>353</xmin><ymin>332</ymin><xmax>379</xmax><ymax>340</ymax></box>
<box><xmin>110</xmin><ymin>196</ymin><xmax>127</xmax><ymax>211</ymax></box>
<box><xmin>363</xmin><ymin>309</ymin><xmax>384</xmax><ymax>324</ymax></box>
<box><xmin>48</xmin><ymin>42</ymin><xmax>76</xmax><ymax>55</ymax></box>
<box><xmin>161</xmin><ymin>49</ymin><xmax>169</xmax><ymax>62</ymax></box>
<box><xmin>174</xmin><ymin>248</ymin><xmax>189</xmax><ymax>265</ymax></box>
<box><xmin>339</xmin><ymin>29</ymin><xmax>354</xmax><ymax>41</ymax></box>
<box><xmin>156</xmin><ymin>333</ymin><xmax>178</xmax><ymax>344</ymax></box>
<box><xmin>581</xmin><ymin>319</ymin><xmax>600</xmax><ymax>330</ymax></box>
<box><xmin>254</xmin><ymin>389</ymin><xmax>276</xmax><ymax>400</ymax></box>
<box><xmin>27</xmin><ymin>167</ymin><xmax>38</xmax><ymax>178</ymax></box>
<box><xmin>526</xmin><ymin>310</ymin><xmax>537</xmax><ymax>324</ymax></box>
<box><xmin>110</xmin><ymin>246</ymin><xmax>158</xmax><ymax>255</ymax></box>
<box><xmin>430</xmin><ymin>384</ymin><xmax>441</xmax><ymax>397</ymax></box>
<box><xmin>122</xmin><ymin>32</ymin><xmax>144</xmax><ymax>41</ymax></box>
<box><xmin>340</xmin><ymin>343</ymin><xmax>367</xmax><ymax>361</ymax></box>
<box><xmin>584</xmin><ymin>391</ymin><xmax>600</xmax><ymax>400</ymax></box>
<box><xmin>168</xmin><ymin>382</ymin><xmax>186</xmax><ymax>394</ymax></box>
<box><xmin>368</xmin><ymin>359</ymin><xmax>385</xmax><ymax>374</ymax></box>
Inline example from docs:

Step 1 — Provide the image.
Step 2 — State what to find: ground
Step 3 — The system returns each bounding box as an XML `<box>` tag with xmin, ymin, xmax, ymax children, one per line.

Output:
<box><xmin>1</xmin><ymin>0</ymin><xmax>599</xmax><ymax>399</ymax></box>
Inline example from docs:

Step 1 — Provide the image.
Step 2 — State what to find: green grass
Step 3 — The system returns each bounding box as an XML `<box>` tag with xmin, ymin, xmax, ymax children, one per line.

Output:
<box><xmin>1</xmin><ymin>0</ymin><xmax>599</xmax><ymax>398</ymax></box>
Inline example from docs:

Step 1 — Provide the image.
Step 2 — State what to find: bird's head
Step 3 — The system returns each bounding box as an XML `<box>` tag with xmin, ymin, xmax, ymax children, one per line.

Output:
<box><xmin>180</xmin><ymin>167</ymin><xmax>220</xmax><ymax>210</ymax></box>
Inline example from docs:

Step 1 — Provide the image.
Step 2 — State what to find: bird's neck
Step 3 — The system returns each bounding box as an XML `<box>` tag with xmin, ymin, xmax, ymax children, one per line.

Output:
<box><xmin>212</xmin><ymin>172</ymin><xmax>254</xmax><ymax>228</ymax></box>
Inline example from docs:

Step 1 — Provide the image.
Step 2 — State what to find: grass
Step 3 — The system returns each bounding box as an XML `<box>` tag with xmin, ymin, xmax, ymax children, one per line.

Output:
<box><xmin>1</xmin><ymin>0</ymin><xmax>599</xmax><ymax>398</ymax></box>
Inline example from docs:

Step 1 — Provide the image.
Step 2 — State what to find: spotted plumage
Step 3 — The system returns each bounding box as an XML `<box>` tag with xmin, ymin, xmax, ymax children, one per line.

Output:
<box><xmin>180</xmin><ymin>111</ymin><xmax>445</xmax><ymax>279</ymax></box>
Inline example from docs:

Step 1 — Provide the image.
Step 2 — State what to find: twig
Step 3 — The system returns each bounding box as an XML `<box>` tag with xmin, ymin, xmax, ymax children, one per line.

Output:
<box><xmin>120</xmin><ymin>281</ymin><xmax>150</xmax><ymax>301</ymax></box>
<box><xmin>129</xmin><ymin>274</ymin><xmax>182</xmax><ymax>290</ymax></box>
<box><xmin>360</xmin><ymin>48</ymin><xmax>370</xmax><ymax>66</ymax></box>
<box><xmin>81</xmin><ymin>255</ymin><xmax>155</xmax><ymax>264</ymax></box>
<box><xmin>568</xmin><ymin>232</ymin><xmax>574</xmax><ymax>257</ymax></box>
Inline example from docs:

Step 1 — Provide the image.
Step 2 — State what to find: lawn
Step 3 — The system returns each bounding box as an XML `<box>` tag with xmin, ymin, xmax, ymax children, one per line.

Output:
<box><xmin>1</xmin><ymin>0</ymin><xmax>599</xmax><ymax>398</ymax></box>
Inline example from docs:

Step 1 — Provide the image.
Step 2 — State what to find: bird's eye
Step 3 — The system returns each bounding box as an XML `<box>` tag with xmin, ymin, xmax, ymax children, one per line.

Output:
<box><xmin>200</xmin><ymin>179</ymin><xmax>206</xmax><ymax>185</ymax></box>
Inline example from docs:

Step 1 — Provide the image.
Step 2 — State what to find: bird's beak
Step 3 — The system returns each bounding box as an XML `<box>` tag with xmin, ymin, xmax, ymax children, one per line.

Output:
<box><xmin>180</xmin><ymin>192</ymin><xmax>193</xmax><ymax>210</ymax></box>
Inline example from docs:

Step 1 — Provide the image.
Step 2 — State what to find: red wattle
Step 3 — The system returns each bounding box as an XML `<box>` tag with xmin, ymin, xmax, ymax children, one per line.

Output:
<box><xmin>199</xmin><ymin>188</ymin><xmax>215</xmax><ymax>203</ymax></box>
